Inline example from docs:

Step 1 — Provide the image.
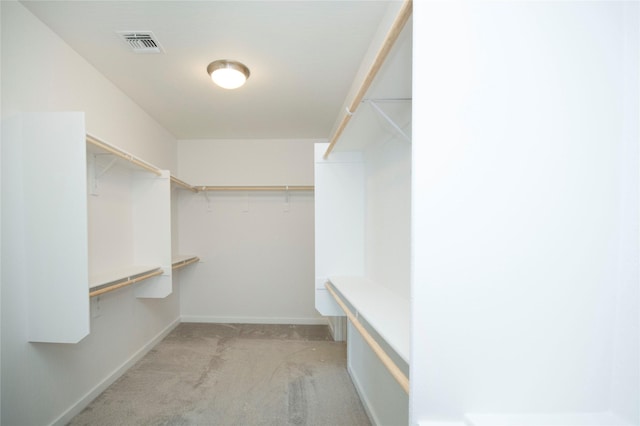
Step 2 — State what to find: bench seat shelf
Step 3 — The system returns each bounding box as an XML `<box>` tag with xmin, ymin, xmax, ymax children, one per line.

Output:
<box><xmin>328</xmin><ymin>276</ymin><xmax>410</xmax><ymax>363</ymax></box>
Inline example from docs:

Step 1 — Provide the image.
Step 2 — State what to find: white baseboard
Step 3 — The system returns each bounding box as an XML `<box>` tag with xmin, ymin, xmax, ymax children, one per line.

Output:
<box><xmin>180</xmin><ymin>315</ymin><xmax>328</xmax><ymax>325</ymax></box>
<box><xmin>50</xmin><ymin>317</ymin><xmax>181</xmax><ymax>426</ymax></box>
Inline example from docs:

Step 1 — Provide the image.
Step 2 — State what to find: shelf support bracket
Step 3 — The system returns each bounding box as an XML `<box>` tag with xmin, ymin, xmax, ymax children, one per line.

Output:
<box><xmin>284</xmin><ymin>185</ymin><xmax>290</xmax><ymax>212</ymax></box>
<box><xmin>88</xmin><ymin>154</ymin><xmax>118</xmax><ymax>196</ymax></box>
<box><xmin>202</xmin><ymin>187</ymin><xmax>212</xmax><ymax>212</ymax></box>
<box><xmin>365</xmin><ymin>99</ymin><xmax>411</xmax><ymax>143</ymax></box>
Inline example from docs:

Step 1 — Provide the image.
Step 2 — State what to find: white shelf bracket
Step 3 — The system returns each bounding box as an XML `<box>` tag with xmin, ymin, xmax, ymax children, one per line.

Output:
<box><xmin>365</xmin><ymin>99</ymin><xmax>411</xmax><ymax>143</ymax></box>
<box><xmin>88</xmin><ymin>154</ymin><xmax>118</xmax><ymax>196</ymax></box>
<box><xmin>284</xmin><ymin>185</ymin><xmax>290</xmax><ymax>212</ymax></box>
<box><xmin>243</xmin><ymin>192</ymin><xmax>249</xmax><ymax>213</ymax></box>
<box><xmin>201</xmin><ymin>187</ymin><xmax>212</xmax><ymax>212</ymax></box>
<box><xmin>97</xmin><ymin>155</ymin><xmax>118</xmax><ymax>179</ymax></box>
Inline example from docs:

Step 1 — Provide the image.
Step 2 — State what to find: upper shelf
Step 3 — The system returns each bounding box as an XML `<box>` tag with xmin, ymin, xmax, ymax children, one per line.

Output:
<box><xmin>172</xmin><ymin>255</ymin><xmax>200</xmax><ymax>271</ymax></box>
<box><xmin>86</xmin><ymin>134</ymin><xmax>162</xmax><ymax>176</ymax></box>
<box><xmin>324</xmin><ymin>0</ymin><xmax>412</xmax><ymax>157</ymax></box>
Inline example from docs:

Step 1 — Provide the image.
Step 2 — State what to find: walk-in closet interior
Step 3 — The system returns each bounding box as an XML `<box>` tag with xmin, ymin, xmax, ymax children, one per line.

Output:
<box><xmin>2</xmin><ymin>1</ymin><xmax>639</xmax><ymax>425</ymax></box>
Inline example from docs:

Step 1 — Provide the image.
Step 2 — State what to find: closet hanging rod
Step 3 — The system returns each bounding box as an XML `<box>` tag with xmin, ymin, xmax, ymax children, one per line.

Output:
<box><xmin>323</xmin><ymin>0</ymin><xmax>412</xmax><ymax>159</ymax></box>
<box><xmin>325</xmin><ymin>281</ymin><xmax>410</xmax><ymax>394</ymax></box>
<box><xmin>86</xmin><ymin>135</ymin><xmax>162</xmax><ymax>176</ymax></box>
<box><xmin>89</xmin><ymin>268</ymin><xmax>163</xmax><ymax>298</ymax></box>
<box><xmin>362</xmin><ymin>97</ymin><xmax>412</xmax><ymax>103</ymax></box>
<box><xmin>197</xmin><ymin>185</ymin><xmax>314</xmax><ymax>192</ymax></box>
<box><xmin>172</xmin><ymin>256</ymin><xmax>200</xmax><ymax>270</ymax></box>
<box><xmin>170</xmin><ymin>176</ymin><xmax>198</xmax><ymax>192</ymax></box>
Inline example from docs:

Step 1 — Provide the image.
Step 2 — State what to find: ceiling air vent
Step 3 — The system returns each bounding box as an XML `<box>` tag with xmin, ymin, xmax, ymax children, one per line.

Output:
<box><xmin>118</xmin><ymin>31</ymin><xmax>163</xmax><ymax>53</ymax></box>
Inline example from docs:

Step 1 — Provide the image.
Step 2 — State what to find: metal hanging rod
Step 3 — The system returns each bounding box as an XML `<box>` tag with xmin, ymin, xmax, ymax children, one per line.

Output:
<box><xmin>172</xmin><ymin>256</ymin><xmax>200</xmax><ymax>271</ymax></box>
<box><xmin>324</xmin><ymin>0</ymin><xmax>412</xmax><ymax>159</ymax></box>
<box><xmin>325</xmin><ymin>281</ymin><xmax>410</xmax><ymax>394</ymax></box>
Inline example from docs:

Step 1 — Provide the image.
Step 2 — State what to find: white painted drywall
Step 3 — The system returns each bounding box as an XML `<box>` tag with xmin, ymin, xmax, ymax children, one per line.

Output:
<box><xmin>364</xmin><ymin>133</ymin><xmax>411</xmax><ymax>300</ymax></box>
<box><xmin>345</xmin><ymin>128</ymin><xmax>411</xmax><ymax>425</ymax></box>
<box><xmin>1</xmin><ymin>2</ymin><xmax>179</xmax><ymax>425</ymax></box>
<box><xmin>412</xmin><ymin>2</ymin><xmax>639</xmax><ymax>425</ymax></box>
<box><xmin>177</xmin><ymin>139</ymin><xmax>324</xmax><ymax>324</ymax></box>
<box><xmin>176</xmin><ymin>139</ymin><xmax>316</xmax><ymax>186</ymax></box>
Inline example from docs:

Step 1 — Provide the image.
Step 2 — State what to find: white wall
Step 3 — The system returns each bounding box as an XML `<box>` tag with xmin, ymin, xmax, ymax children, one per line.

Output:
<box><xmin>177</xmin><ymin>139</ymin><xmax>323</xmax><ymax>324</ymax></box>
<box><xmin>1</xmin><ymin>2</ymin><xmax>179</xmax><ymax>425</ymax></box>
<box><xmin>364</xmin><ymin>134</ymin><xmax>411</xmax><ymax>300</ymax></box>
<box><xmin>177</xmin><ymin>139</ymin><xmax>315</xmax><ymax>186</ymax></box>
<box><xmin>412</xmin><ymin>2</ymin><xmax>639</xmax><ymax>425</ymax></box>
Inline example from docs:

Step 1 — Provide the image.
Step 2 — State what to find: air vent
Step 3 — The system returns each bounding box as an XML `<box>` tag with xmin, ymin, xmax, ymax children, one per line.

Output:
<box><xmin>117</xmin><ymin>31</ymin><xmax>163</xmax><ymax>53</ymax></box>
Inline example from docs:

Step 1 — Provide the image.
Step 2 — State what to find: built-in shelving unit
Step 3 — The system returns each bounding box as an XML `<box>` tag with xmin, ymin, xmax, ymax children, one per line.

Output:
<box><xmin>87</xmin><ymin>133</ymin><xmax>172</xmax><ymax>299</ymax></box>
<box><xmin>314</xmin><ymin>1</ymin><xmax>412</xmax><ymax>421</ymax></box>
<box><xmin>4</xmin><ymin>111</ymin><xmax>203</xmax><ymax>343</ymax></box>
<box><xmin>6</xmin><ymin>112</ymin><xmax>91</xmax><ymax>343</ymax></box>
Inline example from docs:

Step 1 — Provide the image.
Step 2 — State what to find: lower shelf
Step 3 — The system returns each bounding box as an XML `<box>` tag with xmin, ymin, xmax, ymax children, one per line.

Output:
<box><xmin>89</xmin><ymin>266</ymin><xmax>163</xmax><ymax>297</ymax></box>
<box><xmin>328</xmin><ymin>276</ymin><xmax>410</xmax><ymax>364</ymax></box>
<box><xmin>172</xmin><ymin>255</ymin><xmax>200</xmax><ymax>271</ymax></box>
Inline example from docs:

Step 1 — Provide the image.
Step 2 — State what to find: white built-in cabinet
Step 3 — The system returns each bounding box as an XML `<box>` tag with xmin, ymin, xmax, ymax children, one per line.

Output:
<box><xmin>5</xmin><ymin>112</ymin><xmax>198</xmax><ymax>344</ymax></box>
<box><xmin>87</xmin><ymin>137</ymin><xmax>172</xmax><ymax>299</ymax></box>
<box><xmin>314</xmin><ymin>4</ymin><xmax>412</xmax><ymax>424</ymax></box>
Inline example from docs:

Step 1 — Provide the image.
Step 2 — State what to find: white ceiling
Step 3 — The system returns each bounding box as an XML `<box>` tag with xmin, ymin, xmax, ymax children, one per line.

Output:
<box><xmin>20</xmin><ymin>0</ymin><xmax>401</xmax><ymax>140</ymax></box>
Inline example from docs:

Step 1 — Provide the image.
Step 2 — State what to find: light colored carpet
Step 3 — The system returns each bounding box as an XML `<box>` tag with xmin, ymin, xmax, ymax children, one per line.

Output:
<box><xmin>69</xmin><ymin>323</ymin><xmax>371</xmax><ymax>426</ymax></box>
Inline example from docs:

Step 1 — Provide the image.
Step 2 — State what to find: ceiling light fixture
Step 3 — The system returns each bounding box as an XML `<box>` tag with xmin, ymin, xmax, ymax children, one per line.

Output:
<box><xmin>207</xmin><ymin>60</ymin><xmax>250</xmax><ymax>90</ymax></box>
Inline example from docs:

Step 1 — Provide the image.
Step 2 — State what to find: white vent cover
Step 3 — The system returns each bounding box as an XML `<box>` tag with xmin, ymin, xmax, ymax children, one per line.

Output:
<box><xmin>117</xmin><ymin>31</ymin><xmax>163</xmax><ymax>53</ymax></box>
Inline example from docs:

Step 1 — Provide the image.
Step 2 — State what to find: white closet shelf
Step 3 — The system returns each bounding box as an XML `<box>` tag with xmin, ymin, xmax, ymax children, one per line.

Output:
<box><xmin>328</xmin><ymin>276</ymin><xmax>410</xmax><ymax>364</ymax></box>
<box><xmin>89</xmin><ymin>266</ymin><xmax>163</xmax><ymax>297</ymax></box>
<box><xmin>323</xmin><ymin>0</ymin><xmax>412</xmax><ymax>159</ymax></box>
<box><xmin>172</xmin><ymin>255</ymin><xmax>200</xmax><ymax>270</ymax></box>
<box><xmin>86</xmin><ymin>134</ymin><xmax>162</xmax><ymax>176</ymax></box>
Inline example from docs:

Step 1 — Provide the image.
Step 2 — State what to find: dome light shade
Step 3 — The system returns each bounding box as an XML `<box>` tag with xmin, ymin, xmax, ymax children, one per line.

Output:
<box><xmin>207</xmin><ymin>60</ymin><xmax>250</xmax><ymax>89</ymax></box>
